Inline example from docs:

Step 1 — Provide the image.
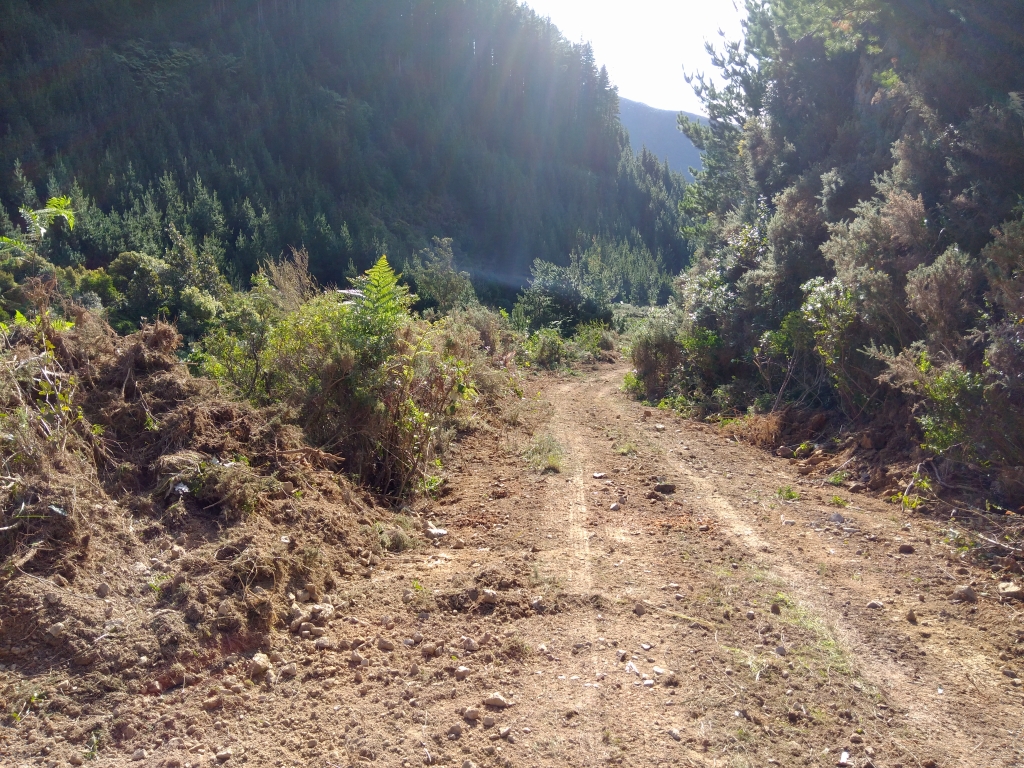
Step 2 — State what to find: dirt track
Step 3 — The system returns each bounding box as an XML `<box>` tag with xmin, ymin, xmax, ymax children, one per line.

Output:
<box><xmin>3</xmin><ymin>362</ymin><xmax>1023</xmax><ymax>767</ymax></box>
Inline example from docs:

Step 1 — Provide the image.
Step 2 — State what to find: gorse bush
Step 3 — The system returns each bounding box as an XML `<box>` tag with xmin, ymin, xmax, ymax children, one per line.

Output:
<box><xmin>625</xmin><ymin>0</ymin><xmax>1024</xmax><ymax>503</ymax></box>
<box><xmin>627</xmin><ymin>319</ymin><xmax>682</xmax><ymax>401</ymax></box>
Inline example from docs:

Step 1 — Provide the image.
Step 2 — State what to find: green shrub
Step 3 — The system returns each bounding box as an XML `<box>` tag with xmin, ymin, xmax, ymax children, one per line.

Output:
<box><xmin>917</xmin><ymin>362</ymin><xmax>983</xmax><ymax>459</ymax></box>
<box><xmin>628</xmin><ymin>319</ymin><xmax>682</xmax><ymax>401</ymax></box>
<box><xmin>524</xmin><ymin>434</ymin><xmax>563</xmax><ymax>472</ymax></box>
<box><xmin>407</xmin><ymin>237</ymin><xmax>476</xmax><ymax>312</ymax></box>
<box><xmin>572</xmin><ymin>321</ymin><xmax>614</xmax><ymax>360</ymax></box>
<box><xmin>524</xmin><ymin>328</ymin><xmax>566</xmax><ymax>369</ymax></box>
<box><xmin>201</xmin><ymin>256</ymin><xmax>476</xmax><ymax>495</ymax></box>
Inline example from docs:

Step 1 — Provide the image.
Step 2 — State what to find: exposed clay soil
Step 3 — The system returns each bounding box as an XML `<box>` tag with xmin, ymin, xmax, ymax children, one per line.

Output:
<box><xmin>2</xmin><ymin>361</ymin><xmax>1023</xmax><ymax>768</ymax></box>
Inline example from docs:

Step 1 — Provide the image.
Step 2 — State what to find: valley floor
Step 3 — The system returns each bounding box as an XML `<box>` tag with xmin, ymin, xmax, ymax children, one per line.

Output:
<box><xmin>3</xmin><ymin>363</ymin><xmax>1023</xmax><ymax>767</ymax></box>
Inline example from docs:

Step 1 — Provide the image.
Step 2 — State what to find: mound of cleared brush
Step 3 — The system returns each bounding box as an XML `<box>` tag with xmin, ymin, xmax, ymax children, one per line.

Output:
<box><xmin>0</xmin><ymin>308</ymin><xmax>445</xmax><ymax>710</ymax></box>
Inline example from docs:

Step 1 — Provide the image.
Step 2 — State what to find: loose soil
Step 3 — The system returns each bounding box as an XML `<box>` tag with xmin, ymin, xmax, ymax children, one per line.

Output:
<box><xmin>2</xmin><ymin>362</ymin><xmax>1023</xmax><ymax>768</ymax></box>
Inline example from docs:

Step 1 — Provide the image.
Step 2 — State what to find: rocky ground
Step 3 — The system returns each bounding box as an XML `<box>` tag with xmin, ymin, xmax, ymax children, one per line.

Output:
<box><xmin>2</xmin><ymin>361</ymin><xmax>1023</xmax><ymax>767</ymax></box>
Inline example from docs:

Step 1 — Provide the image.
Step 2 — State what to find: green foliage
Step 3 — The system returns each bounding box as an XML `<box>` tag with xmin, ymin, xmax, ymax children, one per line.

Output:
<box><xmin>523</xmin><ymin>328</ymin><xmax>567</xmax><ymax>370</ymax></box>
<box><xmin>572</xmin><ymin>321</ymin><xmax>614</xmax><ymax>360</ymax></box>
<box><xmin>777</xmin><ymin>486</ymin><xmax>799</xmax><ymax>502</ymax></box>
<box><xmin>408</xmin><ymin>237</ymin><xmax>476</xmax><ymax>313</ymax></box>
<box><xmin>201</xmin><ymin>256</ymin><xmax>478</xmax><ymax>495</ymax></box>
<box><xmin>667</xmin><ymin>0</ymin><xmax>1024</xmax><ymax>486</ymax></box>
<box><xmin>0</xmin><ymin>0</ymin><xmax>687</xmax><ymax>287</ymax></box>
<box><xmin>916</xmin><ymin>363</ymin><xmax>984</xmax><ymax>459</ymax></box>
<box><xmin>627</xmin><ymin>319</ymin><xmax>683</xmax><ymax>401</ymax></box>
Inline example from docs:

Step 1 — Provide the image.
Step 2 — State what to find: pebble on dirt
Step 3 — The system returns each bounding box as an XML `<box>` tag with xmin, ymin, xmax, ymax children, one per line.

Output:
<box><xmin>953</xmin><ymin>585</ymin><xmax>978</xmax><ymax>603</ymax></box>
<box><xmin>483</xmin><ymin>692</ymin><xmax>511</xmax><ymax>708</ymax></box>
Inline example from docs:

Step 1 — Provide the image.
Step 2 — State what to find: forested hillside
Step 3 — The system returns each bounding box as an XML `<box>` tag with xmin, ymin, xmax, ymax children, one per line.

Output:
<box><xmin>618</xmin><ymin>98</ymin><xmax>704</xmax><ymax>180</ymax></box>
<box><xmin>0</xmin><ymin>0</ymin><xmax>687</xmax><ymax>294</ymax></box>
<box><xmin>637</xmin><ymin>0</ymin><xmax>1024</xmax><ymax>504</ymax></box>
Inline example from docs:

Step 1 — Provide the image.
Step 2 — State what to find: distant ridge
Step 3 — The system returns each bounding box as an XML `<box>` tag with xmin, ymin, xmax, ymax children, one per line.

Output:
<box><xmin>618</xmin><ymin>98</ymin><xmax>706</xmax><ymax>180</ymax></box>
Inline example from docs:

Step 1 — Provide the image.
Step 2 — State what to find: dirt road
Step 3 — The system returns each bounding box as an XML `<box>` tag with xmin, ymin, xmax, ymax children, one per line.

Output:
<box><xmin>4</xmin><ymin>363</ymin><xmax>1023</xmax><ymax>767</ymax></box>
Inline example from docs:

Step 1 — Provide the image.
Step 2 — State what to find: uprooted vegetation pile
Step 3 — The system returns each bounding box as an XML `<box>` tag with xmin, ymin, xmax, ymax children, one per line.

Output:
<box><xmin>0</xmin><ymin>273</ymin><xmax>521</xmax><ymax>720</ymax></box>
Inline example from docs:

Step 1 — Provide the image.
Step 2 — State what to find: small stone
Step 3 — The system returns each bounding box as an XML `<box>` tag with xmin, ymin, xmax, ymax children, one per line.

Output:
<box><xmin>96</xmin><ymin>582</ymin><xmax>111</xmax><ymax>598</ymax></box>
<box><xmin>866</xmin><ymin>600</ymin><xmax>884</xmax><ymax>609</ymax></box>
<box><xmin>997</xmin><ymin>582</ymin><xmax>1023</xmax><ymax>601</ymax></box>
<box><xmin>202</xmin><ymin>695</ymin><xmax>224</xmax><ymax>710</ymax></box>
<box><xmin>378</xmin><ymin>637</ymin><xmax>395</xmax><ymax>651</ymax></box>
<box><xmin>480</xmin><ymin>590</ymin><xmax>499</xmax><ymax>605</ymax></box>
<box><xmin>609</xmin><ymin>503</ymin><xmax>620</xmax><ymax>511</ymax></box>
<box><xmin>279</xmin><ymin>663</ymin><xmax>297</xmax><ymax>679</ymax></box>
<box><xmin>828</xmin><ymin>513</ymin><xmax>845</xmax><ymax>524</ymax></box>
<box><xmin>248</xmin><ymin>653</ymin><xmax>271</xmax><ymax>679</ymax></box>
<box><xmin>448</xmin><ymin>724</ymin><xmax>463</xmax><ymax>738</ymax></box>
<box><xmin>906</xmin><ymin>609</ymin><xmax>918</xmax><ymax>624</ymax></box>
<box><xmin>499</xmin><ymin>726</ymin><xmax>512</xmax><ymax>738</ymax></box>
<box><xmin>952</xmin><ymin>585</ymin><xmax>978</xmax><ymax>603</ymax></box>
<box><xmin>775</xmin><ymin>645</ymin><xmax>787</xmax><ymax>657</ymax></box>
<box><xmin>655</xmin><ymin>423</ymin><xmax>666</xmax><ymax>432</ymax></box>
<box><xmin>69</xmin><ymin>757</ymin><xmax>85</xmax><ymax>766</ymax></box>
<box><xmin>462</xmin><ymin>761</ymin><xmax>477</xmax><ymax>768</ymax></box>
<box><xmin>850</xmin><ymin>733</ymin><xmax>864</xmax><ymax>744</ymax></box>
<box><xmin>216</xmin><ymin>747</ymin><xmax>233</xmax><ymax>762</ymax></box>
<box><xmin>698</xmin><ymin>524</ymin><xmax>710</xmax><ymax>532</ymax></box>
<box><xmin>455</xmin><ymin>666</ymin><xmax>471</xmax><ymax>681</ymax></box>
<box><xmin>770</xmin><ymin>603</ymin><xmax>781</xmax><ymax>615</ymax></box>
<box><xmin>47</xmin><ymin>622</ymin><xmax>65</xmax><ymax>639</ymax></box>
<box><xmin>132</xmin><ymin>749</ymin><xmax>147</xmax><ymax>761</ymax></box>
<box><xmin>463</xmin><ymin>636</ymin><xmax>480</xmax><ymax>651</ymax></box>
<box><xmin>593</xmin><ymin>473</ymin><xmax>607</xmax><ymax>479</ymax></box>
<box><xmin>668</xmin><ymin>728</ymin><xmax>681</xmax><ymax>741</ymax></box>
<box><xmin>746</xmin><ymin>611</ymin><xmax>755</xmax><ymax>621</ymax></box>
<box><xmin>463</xmin><ymin>707</ymin><xmax>481</xmax><ymax>721</ymax></box>
<box><xmin>898</xmin><ymin>543</ymin><xmax>915</xmax><ymax>555</ymax></box>
<box><xmin>426</xmin><ymin>527</ymin><xmax>448</xmax><ymax>539</ymax></box>
<box><xmin>633</xmin><ymin>603</ymin><xmax>647</xmax><ymax>616</ymax></box>
<box><xmin>654</xmin><ymin>483</ymin><xmax>676</xmax><ymax>494</ymax></box>
<box><xmin>482</xmin><ymin>715</ymin><xmax>495</xmax><ymax>727</ymax></box>
<box><xmin>483</xmin><ymin>692</ymin><xmax>511</xmax><ymax>708</ymax></box>
<box><xmin>314</xmin><ymin>637</ymin><xmax>333</xmax><ymax>650</ymax></box>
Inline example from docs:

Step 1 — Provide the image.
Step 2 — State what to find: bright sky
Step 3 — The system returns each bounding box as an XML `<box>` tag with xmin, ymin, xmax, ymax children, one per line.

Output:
<box><xmin>523</xmin><ymin>0</ymin><xmax>746</xmax><ymax>114</ymax></box>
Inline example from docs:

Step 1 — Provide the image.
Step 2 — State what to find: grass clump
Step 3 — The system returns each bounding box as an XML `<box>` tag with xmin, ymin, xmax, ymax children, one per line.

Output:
<box><xmin>525</xmin><ymin>434</ymin><xmax>563</xmax><ymax>473</ymax></box>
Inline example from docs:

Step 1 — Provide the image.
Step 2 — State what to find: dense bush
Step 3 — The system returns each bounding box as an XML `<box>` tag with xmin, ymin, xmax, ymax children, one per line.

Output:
<box><xmin>643</xmin><ymin>0</ymin><xmax>1024</xmax><ymax>500</ymax></box>
<box><xmin>199</xmin><ymin>255</ymin><xmax>490</xmax><ymax>495</ymax></box>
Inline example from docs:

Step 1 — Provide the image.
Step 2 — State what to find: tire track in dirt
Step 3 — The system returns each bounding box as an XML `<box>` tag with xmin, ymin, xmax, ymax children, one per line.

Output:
<box><xmin>533</xmin><ymin>379</ymin><xmax>603</xmax><ymax>767</ymax></box>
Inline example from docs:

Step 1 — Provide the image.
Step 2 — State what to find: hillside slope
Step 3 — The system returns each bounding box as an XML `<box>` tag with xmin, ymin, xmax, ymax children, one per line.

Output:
<box><xmin>619</xmin><ymin>98</ymin><xmax>705</xmax><ymax>179</ymax></box>
<box><xmin>0</xmin><ymin>0</ymin><xmax>687</xmax><ymax>288</ymax></box>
